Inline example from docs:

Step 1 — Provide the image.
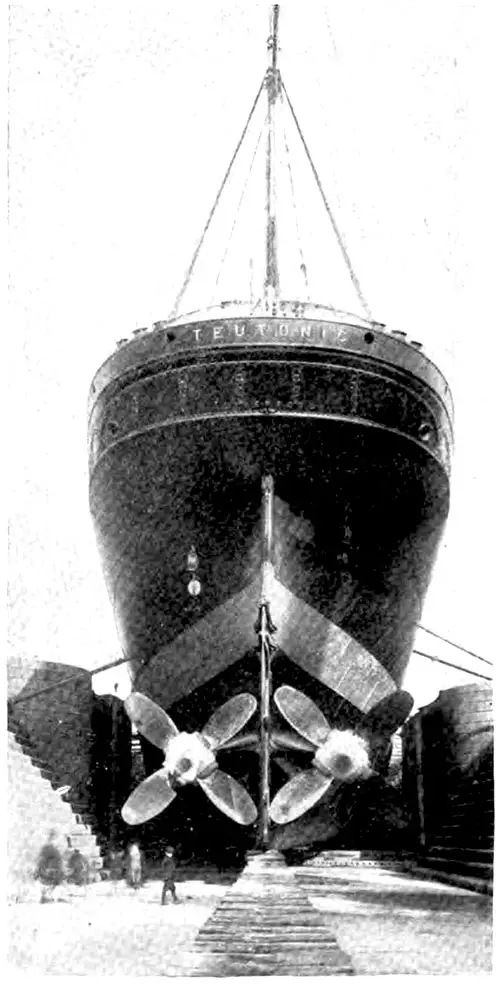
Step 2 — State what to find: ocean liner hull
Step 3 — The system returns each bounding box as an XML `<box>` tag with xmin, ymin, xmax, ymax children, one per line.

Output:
<box><xmin>88</xmin><ymin>313</ymin><xmax>453</xmax><ymax>849</ymax></box>
<box><xmin>89</xmin><ymin>315</ymin><xmax>452</xmax><ymax>723</ymax></box>
<box><xmin>87</xmin><ymin>3</ymin><xmax>455</xmax><ymax>850</ymax></box>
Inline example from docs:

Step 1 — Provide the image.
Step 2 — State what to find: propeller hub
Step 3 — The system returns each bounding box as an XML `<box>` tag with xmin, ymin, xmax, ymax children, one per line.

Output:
<box><xmin>331</xmin><ymin>754</ymin><xmax>352</xmax><ymax>776</ymax></box>
<box><xmin>165</xmin><ymin>731</ymin><xmax>216</xmax><ymax>785</ymax></box>
<box><xmin>314</xmin><ymin>729</ymin><xmax>371</xmax><ymax>782</ymax></box>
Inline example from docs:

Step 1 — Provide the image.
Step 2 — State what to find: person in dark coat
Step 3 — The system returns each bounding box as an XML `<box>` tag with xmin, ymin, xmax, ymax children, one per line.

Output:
<box><xmin>108</xmin><ymin>847</ymin><xmax>125</xmax><ymax>881</ymax></box>
<box><xmin>35</xmin><ymin>830</ymin><xmax>64</xmax><ymax>903</ymax></box>
<box><xmin>161</xmin><ymin>846</ymin><xmax>178</xmax><ymax>904</ymax></box>
<box><xmin>65</xmin><ymin>836</ymin><xmax>89</xmax><ymax>890</ymax></box>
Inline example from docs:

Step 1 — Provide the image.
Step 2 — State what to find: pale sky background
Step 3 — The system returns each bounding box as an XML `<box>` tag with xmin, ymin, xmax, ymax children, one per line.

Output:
<box><xmin>7</xmin><ymin>1</ymin><xmax>498</xmax><ymax>708</ymax></box>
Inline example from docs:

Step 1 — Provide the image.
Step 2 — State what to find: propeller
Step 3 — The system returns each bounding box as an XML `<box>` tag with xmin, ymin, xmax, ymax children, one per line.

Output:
<box><xmin>270</xmin><ymin>686</ymin><xmax>372</xmax><ymax>824</ymax></box>
<box><xmin>270</xmin><ymin>685</ymin><xmax>414</xmax><ymax>825</ymax></box>
<box><xmin>122</xmin><ymin>692</ymin><xmax>258</xmax><ymax>827</ymax></box>
<box><xmin>362</xmin><ymin>690</ymin><xmax>414</xmax><ymax>736</ymax></box>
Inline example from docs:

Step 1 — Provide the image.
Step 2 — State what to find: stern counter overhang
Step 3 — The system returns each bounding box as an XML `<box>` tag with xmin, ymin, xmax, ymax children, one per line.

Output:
<box><xmin>88</xmin><ymin>313</ymin><xmax>453</xmax><ymax>480</ymax></box>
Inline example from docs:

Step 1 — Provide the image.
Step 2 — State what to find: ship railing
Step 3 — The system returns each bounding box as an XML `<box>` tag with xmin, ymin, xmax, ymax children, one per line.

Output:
<box><xmin>159</xmin><ymin>299</ymin><xmax>382</xmax><ymax>330</ymax></box>
<box><xmin>115</xmin><ymin>299</ymin><xmax>432</xmax><ymax>362</ymax></box>
<box><xmin>118</xmin><ymin>302</ymin><xmax>383</xmax><ymax>345</ymax></box>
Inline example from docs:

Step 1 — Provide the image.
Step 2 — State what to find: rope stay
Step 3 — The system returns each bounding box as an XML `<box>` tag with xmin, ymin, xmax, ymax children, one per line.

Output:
<box><xmin>9</xmin><ymin>625</ymin><xmax>492</xmax><ymax>708</ymax></box>
<box><xmin>169</xmin><ymin>8</ymin><xmax>374</xmax><ymax>322</ymax></box>
<box><xmin>168</xmin><ymin>78</ymin><xmax>265</xmax><ymax>321</ymax></box>
<box><xmin>412</xmin><ymin>649</ymin><xmax>492</xmax><ymax>683</ymax></box>
<box><xmin>280</xmin><ymin>86</ymin><xmax>310</xmax><ymax>299</ymax></box>
<box><xmin>416</xmin><ymin>624</ymin><xmax>494</xmax><ymax>667</ymax></box>
<box><xmin>211</xmin><ymin>117</ymin><xmax>267</xmax><ymax>301</ymax></box>
<box><xmin>9</xmin><ymin>653</ymin><xmax>134</xmax><ymax>706</ymax></box>
<box><xmin>323</xmin><ymin>4</ymin><xmax>338</xmax><ymax>60</ymax></box>
<box><xmin>281</xmin><ymin>78</ymin><xmax>373</xmax><ymax>321</ymax></box>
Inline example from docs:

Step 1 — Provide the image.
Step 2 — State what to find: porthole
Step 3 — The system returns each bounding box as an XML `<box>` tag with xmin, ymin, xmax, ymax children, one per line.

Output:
<box><xmin>418</xmin><ymin>422</ymin><xmax>433</xmax><ymax>444</ymax></box>
<box><xmin>364</xmin><ymin>331</ymin><xmax>374</xmax><ymax>344</ymax></box>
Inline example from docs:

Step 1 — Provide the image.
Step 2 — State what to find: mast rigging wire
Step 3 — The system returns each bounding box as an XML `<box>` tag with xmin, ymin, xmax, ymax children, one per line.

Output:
<box><xmin>212</xmin><ymin>117</ymin><xmax>266</xmax><ymax>300</ymax></box>
<box><xmin>281</xmin><ymin>78</ymin><xmax>373</xmax><ymax>321</ymax></box>
<box><xmin>168</xmin><ymin>78</ymin><xmax>265</xmax><ymax>321</ymax></box>
<box><xmin>280</xmin><ymin>88</ymin><xmax>310</xmax><ymax>298</ymax></box>
<box><xmin>323</xmin><ymin>5</ymin><xmax>338</xmax><ymax>59</ymax></box>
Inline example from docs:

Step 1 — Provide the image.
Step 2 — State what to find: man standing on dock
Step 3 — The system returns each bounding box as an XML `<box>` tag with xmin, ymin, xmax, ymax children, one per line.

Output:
<box><xmin>65</xmin><ymin>836</ymin><xmax>89</xmax><ymax>895</ymax></box>
<box><xmin>126</xmin><ymin>842</ymin><xmax>143</xmax><ymax>890</ymax></box>
<box><xmin>161</xmin><ymin>846</ymin><xmax>178</xmax><ymax>905</ymax></box>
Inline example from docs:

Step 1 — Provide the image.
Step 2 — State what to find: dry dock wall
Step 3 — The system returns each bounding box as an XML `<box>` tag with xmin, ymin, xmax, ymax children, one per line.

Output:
<box><xmin>402</xmin><ymin>682</ymin><xmax>493</xmax><ymax>854</ymax></box>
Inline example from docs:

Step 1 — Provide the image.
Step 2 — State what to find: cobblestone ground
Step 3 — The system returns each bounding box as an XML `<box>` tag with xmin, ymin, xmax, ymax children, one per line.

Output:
<box><xmin>8</xmin><ymin>867</ymin><xmax>493</xmax><ymax>976</ymax></box>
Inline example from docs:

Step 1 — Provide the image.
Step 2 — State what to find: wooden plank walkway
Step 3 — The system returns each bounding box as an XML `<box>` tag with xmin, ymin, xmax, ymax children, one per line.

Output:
<box><xmin>8</xmin><ymin>852</ymin><xmax>492</xmax><ymax>975</ymax></box>
<box><xmin>186</xmin><ymin>851</ymin><xmax>353</xmax><ymax>977</ymax></box>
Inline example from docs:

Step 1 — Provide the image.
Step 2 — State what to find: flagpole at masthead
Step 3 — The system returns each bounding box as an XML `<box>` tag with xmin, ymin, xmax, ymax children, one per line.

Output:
<box><xmin>264</xmin><ymin>4</ymin><xmax>280</xmax><ymax>308</ymax></box>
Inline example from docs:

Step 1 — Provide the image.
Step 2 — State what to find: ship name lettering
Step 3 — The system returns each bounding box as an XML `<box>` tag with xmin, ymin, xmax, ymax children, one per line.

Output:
<box><xmin>278</xmin><ymin>324</ymin><xmax>289</xmax><ymax>337</ymax></box>
<box><xmin>213</xmin><ymin>326</ymin><xmax>222</xmax><ymax>340</ymax></box>
<box><xmin>192</xmin><ymin>328</ymin><xmax>202</xmax><ymax>342</ymax></box>
<box><xmin>234</xmin><ymin>324</ymin><xmax>245</xmax><ymax>338</ymax></box>
<box><xmin>255</xmin><ymin>324</ymin><xmax>267</xmax><ymax>336</ymax></box>
<box><xmin>300</xmin><ymin>325</ymin><xmax>311</xmax><ymax>338</ymax></box>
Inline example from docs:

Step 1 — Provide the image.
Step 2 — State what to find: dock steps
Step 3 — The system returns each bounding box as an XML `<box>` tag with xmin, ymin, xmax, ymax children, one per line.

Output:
<box><xmin>410</xmin><ymin>846</ymin><xmax>493</xmax><ymax>895</ymax></box>
<box><xmin>7</xmin><ymin>731</ymin><xmax>103</xmax><ymax>900</ymax></box>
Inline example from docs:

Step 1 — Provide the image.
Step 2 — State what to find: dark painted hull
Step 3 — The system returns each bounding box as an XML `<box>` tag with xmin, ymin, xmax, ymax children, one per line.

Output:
<box><xmin>88</xmin><ymin>313</ymin><xmax>452</xmax><ymax>848</ymax></box>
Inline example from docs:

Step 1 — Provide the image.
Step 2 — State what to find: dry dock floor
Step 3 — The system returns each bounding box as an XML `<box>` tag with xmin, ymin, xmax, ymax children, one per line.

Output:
<box><xmin>8</xmin><ymin>863</ymin><xmax>493</xmax><ymax>976</ymax></box>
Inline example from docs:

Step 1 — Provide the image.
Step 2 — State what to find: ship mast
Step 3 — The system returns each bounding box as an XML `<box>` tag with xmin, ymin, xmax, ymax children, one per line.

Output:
<box><xmin>264</xmin><ymin>4</ymin><xmax>280</xmax><ymax>308</ymax></box>
<box><xmin>169</xmin><ymin>2</ymin><xmax>373</xmax><ymax>323</ymax></box>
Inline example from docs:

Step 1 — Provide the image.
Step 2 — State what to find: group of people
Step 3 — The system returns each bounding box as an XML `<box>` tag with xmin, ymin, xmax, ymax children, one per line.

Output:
<box><xmin>35</xmin><ymin>833</ymin><xmax>179</xmax><ymax>905</ymax></box>
<box><xmin>35</xmin><ymin>832</ymin><xmax>88</xmax><ymax>903</ymax></box>
<box><xmin>109</xmin><ymin>843</ymin><xmax>179</xmax><ymax>904</ymax></box>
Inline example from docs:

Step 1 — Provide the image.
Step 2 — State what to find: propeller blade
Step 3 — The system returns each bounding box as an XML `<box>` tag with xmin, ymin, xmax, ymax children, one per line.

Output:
<box><xmin>198</xmin><ymin>770</ymin><xmax>257</xmax><ymax>825</ymax></box>
<box><xmin>274</xmin><ymin>686</ymin><xmax>331</xmax><ymax>747</ymax></box>
<box><xmin>363</xmin><ymin>690</ymin><xmax>414</xmax><ymax>735</ymax></box>
<box><xmin>269</xmin><ymin>768</ymin><xmax>334</xmax><ymax>824</ymax></box>
<box><xmin>121</xmin><ymin>768</ymin><xmax>176</xmax><ymax>825</ymax></box>
<box><xmin>271</xmin><ymin>730</ymin><xmax>316</xmax><ymax>753</ymax></box>
<box><xmin>124</xmin><ymin>693</ymin><xmax>178</xmax><ymax>750</ymax></box>
<box><xmin>216</xmin><ymin>733</ymin><xmax>259</xmax><ymax>751</ymax></box>
<box><xmin>202</xmin><ymin>693</ymin><xmax>257</xmax><ymax>749</ymax></box>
